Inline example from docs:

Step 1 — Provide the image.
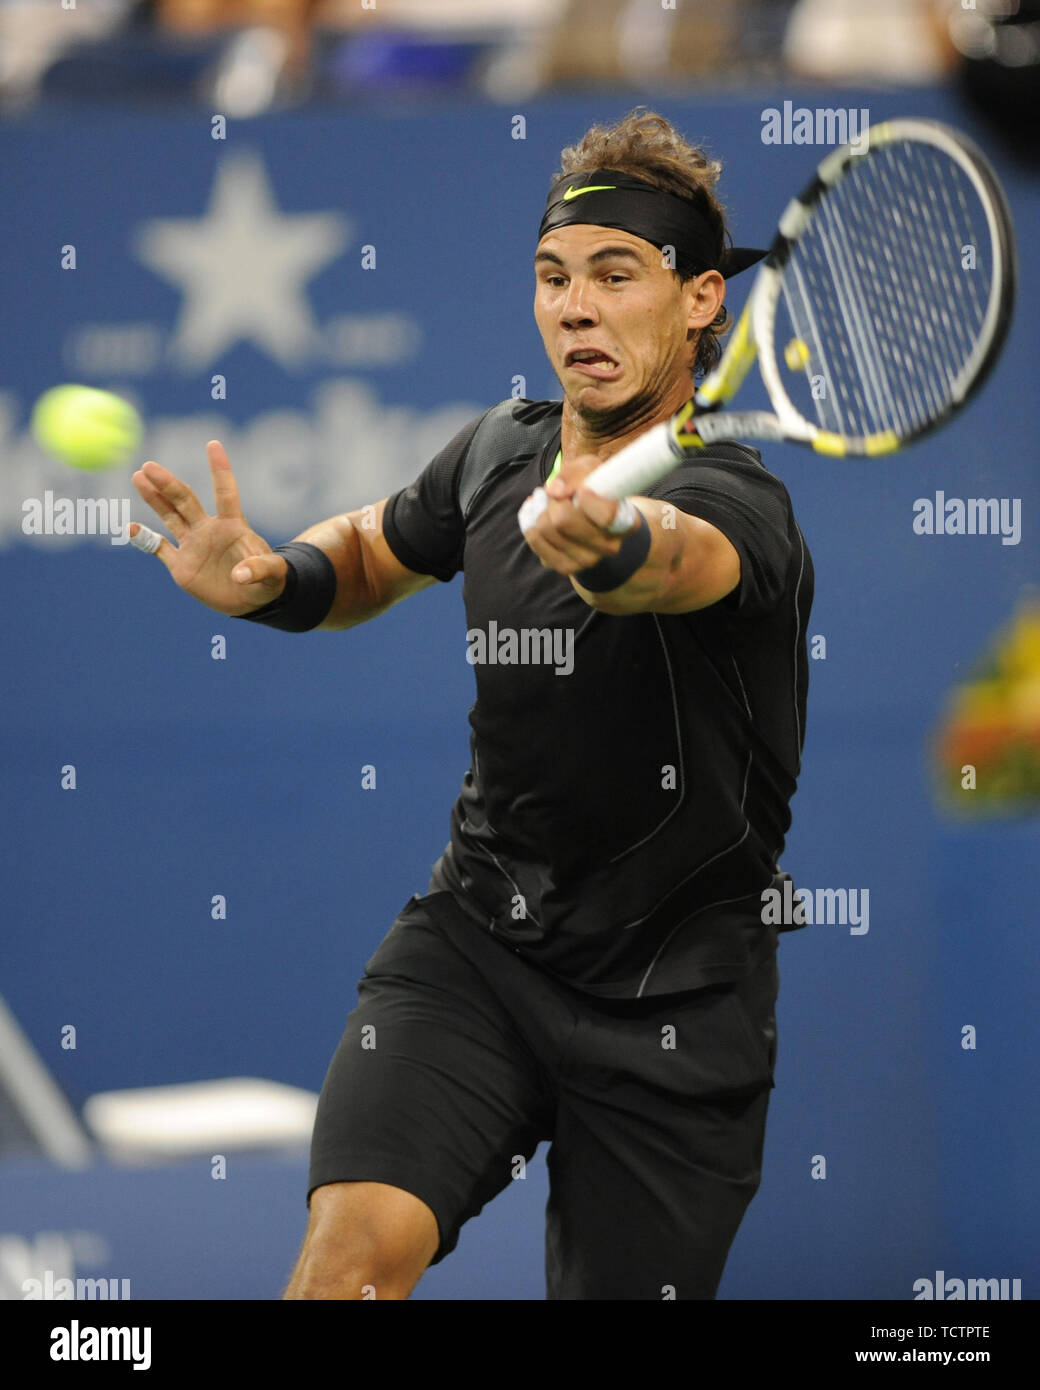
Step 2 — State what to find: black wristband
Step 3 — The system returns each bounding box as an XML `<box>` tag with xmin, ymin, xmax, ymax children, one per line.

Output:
<box><xmin>574</xmin><ymin>512</ymin><xmax>652</xmax><ymax>593</ymax></box>
<box><xmin>234</xmin><ymin>542</ymin><xmax>337</xmax><ymax>632</ymax></box>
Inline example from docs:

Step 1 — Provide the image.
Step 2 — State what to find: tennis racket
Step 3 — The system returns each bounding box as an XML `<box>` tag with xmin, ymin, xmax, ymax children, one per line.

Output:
<box><xmin>519</xmin><ymin>117</ymin><xmax>1016</xmax><ymax>531</ymax></box>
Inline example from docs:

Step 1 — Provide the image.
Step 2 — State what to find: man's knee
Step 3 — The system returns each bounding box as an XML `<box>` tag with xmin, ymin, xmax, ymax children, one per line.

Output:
<box><xmin>284</xmin><ymin>1180</ymin><xmax>440</xmax><ymax>1300</ymax></box>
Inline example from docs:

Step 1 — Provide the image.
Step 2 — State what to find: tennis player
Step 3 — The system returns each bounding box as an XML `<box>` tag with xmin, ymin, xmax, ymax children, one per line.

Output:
<box><xmin>130</xmin><ymin>109</ymin><xmax>813</xmax><ymax>1300</ymax></box>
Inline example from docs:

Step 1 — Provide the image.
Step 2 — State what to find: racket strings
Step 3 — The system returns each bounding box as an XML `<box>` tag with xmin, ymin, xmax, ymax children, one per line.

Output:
<box><xmin>813</xmin><ymin>153</ymin><xmax>945</xmax><ymax>433</ymax></box>
<box><xmin>779</xmin><ymin>140</ymin><xmax>994</xmax><ymax>442</ymax></box>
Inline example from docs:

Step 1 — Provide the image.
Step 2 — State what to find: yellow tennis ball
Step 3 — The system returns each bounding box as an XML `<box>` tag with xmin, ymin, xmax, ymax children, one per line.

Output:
<box><xmin>784</xmin><ymin>338</ymin><xmax>811</xmax><ymax>371</ymax></box>
<box><xmin>31</xmin><ymin>385</ymin><xmax>142</xmax><ymax>472</ymax></box>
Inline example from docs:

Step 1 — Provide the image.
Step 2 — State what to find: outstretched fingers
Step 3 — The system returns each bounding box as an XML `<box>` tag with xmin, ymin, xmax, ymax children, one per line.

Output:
<box><xmin>207</xmin><ymin>440</ymin><xmax>244</xmax><ymax>519</ymax></box>
<box><xmin>134</xmin><ymin>455</ymin><xmax>211</xmax><ymax>530</ymax></box>
<box><xmin>132</xmin><ymin>465</ymin><xmax>190</xmax><ymax>541</ymax></box>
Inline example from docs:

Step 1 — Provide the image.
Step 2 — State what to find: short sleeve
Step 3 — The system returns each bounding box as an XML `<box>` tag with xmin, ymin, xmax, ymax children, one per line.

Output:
<box><xmin>382</xmin><ymin>409</ymin><xmax>492</xmax><ymax>581</ymax></box>
<box><xmin>645</xmin><ymin>445</ymin><xmax>794</xmax><ymax>614</ymax></box>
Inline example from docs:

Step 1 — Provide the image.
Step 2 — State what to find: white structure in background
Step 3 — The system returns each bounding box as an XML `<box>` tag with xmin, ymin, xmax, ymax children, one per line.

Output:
<box><xmin>0</xmin><ymin>995</ymin><xmax>315</xmax><ymax>1165</ymax></box>
<box><xmin>0</xmin><ymin>997</ymin><xmax>92</xmax><ymax>1167</ymax></box>
<box><xmin>84</xmin><ymin>1078</ymin><xmax>318</xmax><ymax>1162</ymax></box>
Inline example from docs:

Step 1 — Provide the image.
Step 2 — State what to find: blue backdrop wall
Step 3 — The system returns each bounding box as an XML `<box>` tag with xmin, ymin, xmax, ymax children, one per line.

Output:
<box><xmin>2</xmin><ymin>84</ymin><xmax>1037</xmax><ymax>1300</ymax></box>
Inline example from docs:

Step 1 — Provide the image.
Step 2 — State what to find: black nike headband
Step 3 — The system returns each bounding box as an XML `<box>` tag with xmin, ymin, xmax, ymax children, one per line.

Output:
<box><xmin>538</xmin><ymin>168</ymin><xmax>765</xmax><ymax>279</ymax></box>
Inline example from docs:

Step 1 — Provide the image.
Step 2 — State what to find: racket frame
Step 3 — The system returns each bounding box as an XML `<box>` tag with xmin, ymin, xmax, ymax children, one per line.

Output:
<box><xmin>684</xmin><ymin>117</ymin><xmax>1017</xmax><ymax>459</ymax></box>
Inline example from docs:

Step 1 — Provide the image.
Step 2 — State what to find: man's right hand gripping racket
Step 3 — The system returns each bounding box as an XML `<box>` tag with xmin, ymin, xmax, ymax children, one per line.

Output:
<box><xmin>519</xmin><ymin>118</ymin><xmax>1017</xmax><ymax>531</ymax></box>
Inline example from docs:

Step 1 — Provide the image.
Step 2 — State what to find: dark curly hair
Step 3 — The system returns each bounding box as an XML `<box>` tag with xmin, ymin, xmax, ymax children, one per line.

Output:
<box><xmin>555</xmin><ymin>108</ymin><xmax>731</xmax><ymax>378</ymax></box>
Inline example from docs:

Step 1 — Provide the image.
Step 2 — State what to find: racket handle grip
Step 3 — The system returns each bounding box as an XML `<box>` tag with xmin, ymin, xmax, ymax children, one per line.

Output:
<box><xmin>582</xmin><ymin>420</ymin><xmax>684</xmax><ymax>500</ymax></box>
<box><xmin>516</xmin><ymin>419</ymin><xmax>683</xmax><ymax>534</ymax></box>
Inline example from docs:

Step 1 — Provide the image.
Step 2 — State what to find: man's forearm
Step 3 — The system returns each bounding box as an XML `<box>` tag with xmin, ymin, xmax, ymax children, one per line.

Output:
<box><xmin>571</xmin><ymin>499</ymin><xmax>740</xmax><ymax>616</ymax></box>
<box><xmin>289</xmin><ymin>511</ymin><xmax>372</xmax><ymax>631</ymax></box>
<box><xmin>292</xmin><ymin>499</ymin><xmax>435</xmax><ymax>631</ymax></box>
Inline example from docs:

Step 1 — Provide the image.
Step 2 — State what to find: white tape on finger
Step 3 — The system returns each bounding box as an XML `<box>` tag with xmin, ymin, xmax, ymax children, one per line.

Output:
<box><xmin>130</xmin><ymin>525</ymin><xmax>163</xmax><ymax>555</ymax></box>
<box><xmin>518</xmin><ymin>487</ymin><xmax>548</xmax><ymax>535</ymax></box>
<box><xmin>606</xmin><ymin>497</ymin><xmax>638</xmax><ymax>535</ymax></box>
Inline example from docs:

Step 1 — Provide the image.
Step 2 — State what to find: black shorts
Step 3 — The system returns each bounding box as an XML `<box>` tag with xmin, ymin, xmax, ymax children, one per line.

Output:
<box><xmin>308</xmin><ymin>889</ymin><xmax>779</xmax><ymax>1301</ymax></box>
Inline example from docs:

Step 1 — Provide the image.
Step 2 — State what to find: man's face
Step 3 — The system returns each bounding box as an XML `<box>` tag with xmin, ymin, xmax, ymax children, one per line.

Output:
<box><xmin>533</xmin><ymin>223</ymin><xmax>717</xmax><ymax>426</ymax></box>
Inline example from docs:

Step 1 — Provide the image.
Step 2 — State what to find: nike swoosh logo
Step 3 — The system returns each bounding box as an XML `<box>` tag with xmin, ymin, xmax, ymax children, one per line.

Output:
<box><xmin>562</xmin><ymin>184</ymin><xmax>616</xmax><ymax>200</ymax></box>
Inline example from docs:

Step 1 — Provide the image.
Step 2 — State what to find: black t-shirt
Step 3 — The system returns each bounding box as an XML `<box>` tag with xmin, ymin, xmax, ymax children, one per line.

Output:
<box><xmin>383</xmin><ymin>398</ymin><xmax>814</xmax><ymax>998</ymax></box>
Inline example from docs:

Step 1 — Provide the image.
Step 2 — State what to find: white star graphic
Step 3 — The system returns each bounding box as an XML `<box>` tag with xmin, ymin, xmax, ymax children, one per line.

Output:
<box><xmin>134</xmin><ymin>153</ymin><xmax>351</xmax><ymax>370</ymax></box>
